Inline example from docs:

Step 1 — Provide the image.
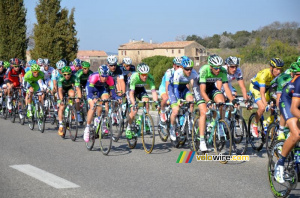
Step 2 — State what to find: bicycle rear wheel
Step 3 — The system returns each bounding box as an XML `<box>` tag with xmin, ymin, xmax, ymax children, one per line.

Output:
<box><xmin>247</xmin><ymin>113</ymin><xmax>264</xmax><ymax>151</ymax></box>
<box><xmin>141</xmin><ymin>113</ymin><xmax>155</xmax><ymax>154</ymax></box>
<box><xmin>67</xmin><ymin>106</ymin><xmax>78</xmax><ymax>141</ymax></box>
<box><xmin>231</xmin><ymin>115</ymin><xmax>248</xmax><ymax>155</ymax></box>
<box><xmin>266</xmin><ymin>122</ymin><xmax>279</xmax><ymax>157</ymax></box>
<box><xmin>37</xmin><ymin>103</ymin><xmax>45</xmax><ymax>133</ymax></box>
<box><xmin>213</xmin><ymin>120</ymin><xmax>232</xmax><ymax>164</ymax></box>
<box><xmin>157</xmin><ymin>110</ymin><xmax>169</xmax><ymax>142</ymax></box>
<box><xmin>99</xmin><ymin>117</ymin><xmax>113</xmax><ymax>155</ymax></box>
<box><xmin>267</xmin><ymin>140</ymin><xmax>296</xmax><ymax>198</ymax></box>
<box><xmin>86</xmin><ymin>126</ymin><xmax>96</xmax><ymax>151</ymax></box>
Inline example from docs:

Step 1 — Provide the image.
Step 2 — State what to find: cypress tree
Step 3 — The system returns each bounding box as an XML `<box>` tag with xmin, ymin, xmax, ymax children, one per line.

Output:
<box><xmin>0</xmin><ymin>0</ymin><xmax>27</xmax><ymax>60</ymax></box>
<box><xmin>65</xmin><ymin>8</ymin><xmax>79</xmax><ymax>62</ymax></box>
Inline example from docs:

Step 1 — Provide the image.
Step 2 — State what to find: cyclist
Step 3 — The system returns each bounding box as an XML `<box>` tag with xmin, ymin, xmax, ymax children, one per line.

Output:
<box><xmin>249</xmin><ymin>58</ymin><xmax>283</xmax><ymax>137</ymax></box>
<box><xmin>83</xmin><ymin>65</ymin><xmax>120</xmax><ymax>142</ymax></box>
<box><xmin>25</xmin><ymin>60</ymin><xmax>37</xmax><ymax>73</ymax></box>
<box><xmin>5</xmin><ymin>58</ymin><xmax>25</xmax><ymax>111</ymax></box>
<box><xmin>216</xmin><ymin>56</ymin><xmax>248</xmax><ymax>101</ymax></box>
<box><xmin>3</xmin><ymin>61</ymin><xmax>10</xmax><ymax>69</ymax></box>
<box><xmin>120</xmin><ymin>57</ymin><xmax>136</xmax><ymax>96</ymax></box>
<box><xmin>192</xmin><ymin>54</ymin><xmax>237</xmax><ymax>151</ymax></box>
<box><xmin>50</xmin><ymin>60</ymin><xmax>65</xmax><ymax>112</ymax></box>
<box><xmin>0</xmin><ymin>61</ymin><xmax>8</xmax><ymax>105</ymax></box>
<box><xmin>158</xmin><ymin>57</ymin><xmax>181</xmax><ymax>124</ymax></box>
<box><xmin>37</xmin><ymin>58</ymin><xmax>44</xmax><ymax>67</ymax></box>
<box><xmin>269</xmin><ymin>67</ymin><xmax>293</xmax><ymax>140</ymax></box>
<box><xmin>125</xmin><ymin>63</ymin><xmax>159</xmax><ymax>139</ymax></box>
<box><xmin>274</xmin><ymin>62</ymin><xmax>300</xmax><ymax>183</ymax></box>
<box><xmin>75</xmin><ymin>61</ymin><xmax>93</xmax><ymax>88</ymax></box>
<box><xmin>71</xmin><ymin>58</ymin><xmax>82</xmax><ymax>75</ymax></box>
<box><xmin>57</xmin><ymin>66</ymin><xmax>82</xmax><ymax>136</ymax></box>
<box><xmin>168</xmin><ymin>56</ymin><xmax>197</xmax><ymax>141</ymax></box>
<box><xmin>40</xmin><ymin>58</ymin><xmax>55</xmax><ymax>87</ymax></box>
<box><xmin>107</xmin><ymin>55</ymin><xmax>125</xmax><ymax>95</ymax></box>
<box><xmin>24</xmin><ymin>64</ymin><xmax>46</xmax><ymax>117</ymax></box>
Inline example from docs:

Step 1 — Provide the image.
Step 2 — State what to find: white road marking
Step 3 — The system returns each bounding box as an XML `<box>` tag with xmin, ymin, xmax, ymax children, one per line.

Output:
<box><xmin>10</xmin><ymin>164</ymin><xmax>80</xmax><ymax>189</ymax></box>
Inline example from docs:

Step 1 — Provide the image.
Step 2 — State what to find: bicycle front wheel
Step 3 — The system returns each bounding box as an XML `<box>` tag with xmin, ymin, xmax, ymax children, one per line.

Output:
<box><xmin>37</xmin><ymin>103</ymin><xmax>45</xmax><ymax>133</ymax></box>
<box><xmin>141</xmin><ymin>113</ymin><xmax>155</xmax><ymax>154</ymax></box>
<box><xmin>10</xmin><ymin>101</ymin><xmax>16</xmax><ymax>123</ymax></box>
<box><xmin>247</xmin><ymin>113</ymin><xmax>264</xmax><ymax>151</ymax></box>
<box><xmin>112</xmin><ymin>108</ymin><xmax>123</xmax><ymax>142</ymax></box>
<box><xmin>68</xmin><ymin>106</ymin><xmax>78</xmax><ymax>141</ymax></box>
<box><xmin>99</xmin><ymin>117</ymin><xmax>113</xmax><ymax>155</ymax></box>
<box><xmin>86</xmin><ymin>126</ymin><xmax>96</xmax><ymax>151</ymax></box>
<box><xmin>231</xmin><ymin>114</ymin><xmax>248</xmax><ymax>155</ymax></box>
<box><xmin>266</xmin><ymin>122</ymin><xmax>278</xmax><ymax>157</ymax></box>
<box><xmin>213</xmin><ymin>120</ymin><xmax>232</xmax><ymax>164</ymax></box>
<box><xmin>19</xmin><ymin>97</ymin><xmax>26</xmax><ymax>125</ymax></box>
<box><xmin>157</xmin><ymin>111</ymin><xmax>169</xmax><ymax>142</ymax></box>
<box><xmin>191</xmin><ymin>115</ymin><xmax>200</xmax><ymax>152</ymax></box>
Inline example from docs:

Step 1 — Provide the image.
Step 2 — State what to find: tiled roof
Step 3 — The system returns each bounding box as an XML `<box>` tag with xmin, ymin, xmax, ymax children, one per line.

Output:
<box><xmin>119</xmin><ymin>41</ymin><xmax>201</xmax><ymax>50</ymax></box>
<box><xmin>77</xmin><ymin>50</ymin><xmax>107</xmax><ymax>57</ymax></box>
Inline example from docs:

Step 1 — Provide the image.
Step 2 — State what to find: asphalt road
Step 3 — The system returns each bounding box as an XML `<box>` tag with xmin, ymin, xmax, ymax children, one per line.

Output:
<box><xmin>0</xmin><ymin>111</ymin><xmax>299</xmax><ymax>198</ymax></box>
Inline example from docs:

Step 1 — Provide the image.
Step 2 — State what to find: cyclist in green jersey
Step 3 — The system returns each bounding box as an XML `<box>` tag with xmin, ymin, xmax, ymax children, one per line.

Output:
<box><xmin>75</xmin><ymin>61</ymin><xmax>93</xmax><ymax>88</ymax></box>
<box><xmin>57</xmin><ymin>66</ymin><xmax>82</xmax><ymax>136</ymax></box>
<box><xmin>125</xmin><ymin>63</ymin><xmax>159</xmax><ymax>139</ymax></box>
<box><xmin>24</xmin><ymin>64</ymin><xmax>46</xmax><ymax>117</ymax></box>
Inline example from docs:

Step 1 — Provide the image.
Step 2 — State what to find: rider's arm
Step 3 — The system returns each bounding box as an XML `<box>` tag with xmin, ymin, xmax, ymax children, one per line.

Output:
<box><xmin>260</xmin><ymin>87</ymin><xmax>267</xmax><ymax>106</ymax></box>
<box><xmin>216</xmin><ymin>80</ymin><xmax>222</xmax><ymax>90</ymax></box>
<box><xmin>129</xmin><ymin>90</ymin><xmax>135</xmax><ymax>106</ymax></box>
<box><xmin>58</xmin><ymin>87</ymin><xmax>63</xmax><ymax>102</ymax></box>
<box><xmin>237</xmin><ymin>79</ymin><xmax>248</xmax><ymax>100</ymax></box>
<box><xmin>223</xmin><ymin>83</ymin><xmax>235</xmax><ymax>102</ymax></box>
<box><xmin>291</xmin><ymin>97</ymin><xmax>300</xmax><ymax>119</ymax></box>
<box><xmin>276</xmin><ymin>93</ymin><xmax>281</xmax><ymax>107</ymax></box>
<box><xmin>200</xmin><ymin>84</ymin><xmax>210</xmax><ymax>102</ymax></box>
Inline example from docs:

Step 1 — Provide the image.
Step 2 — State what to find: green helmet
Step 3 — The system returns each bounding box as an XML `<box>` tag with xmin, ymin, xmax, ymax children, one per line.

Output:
<box><xmin>290</xmin><ymin>62</ymin><xmax>300</xmax><ymax>73</ymax></box>
<box><xmin>81</xmin><ymin>61</ymin><xmax>90</xmax><ymax>68</ymax></box>
<box><xmin>31</xmin><ymin>64</ymin><xmax>40</xmax><ymax>71</ymax></box>
<box><xmin>61</xmin><ymin>66</ymin><xmax>72</xmax><ymax>74</ymax></box>
<box><xmin>297</xmin><ymin>56</ymin><xmax>300</xmax><ymax>63</ymax></box>
<box><xmin>4</xmin><ymin>61</ymin><xmax>10</xmax><ymax>68</ymax></box>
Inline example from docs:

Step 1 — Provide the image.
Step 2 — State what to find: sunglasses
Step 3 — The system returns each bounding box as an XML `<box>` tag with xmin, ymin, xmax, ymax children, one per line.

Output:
<box><xmin>109</xmin><ymin>65</ymin><xmax>117</xmax><ymax>67</ymax></box>
<box><xmin>63</xmin><ymin>73</ymin><xmax>71</xmax><ymax>76</ymax></box>
<box><xmin>184</xmin><ymin>68</ymin><xmax>192</xmax><ymax>71</ymax></box>
<box><xmin>212</xmin><ymin>66</ymin><xmax>221</xmax><ymax>70</ymax></box>
<box><xmin>13</xmin><ymin>65</ymin><xmax>20</xmax><ymax>68</ymax></box>
<box><xmin>229</xmin><ymin>66</ymin><xmax>238</xmax><ymax>69</ymax></box>
<box><xmin>124</xmin><ymin>64</ymin><xmax>130</xmax><ymax>67</ymax></box>
<box><xmin>32</xmin><ymin>71</ymin><xmax>39</xmax><ymax>74</ymax></box>
<box><xmin>75</xmin><ymin>65</ymin><xmax>81</xmax><ymax>67</ymax></box>
<box><xmin>101</xmin><ymin>75</ymin><xmax>108</xmax><ymax>77</ymax></box>
<box><xmin>83</xmin><ymin>68</ymin><xmax>89</xmax><ymax>70</ymax></box>
<box><xmin>141</xmin><ymin>74</ymin><xmax>148</xmax><ymax>77</ymax></box>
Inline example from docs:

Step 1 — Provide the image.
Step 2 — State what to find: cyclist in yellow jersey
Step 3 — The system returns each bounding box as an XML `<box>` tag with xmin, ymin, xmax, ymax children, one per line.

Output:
<box><xmin>249</xmin><ymin>58</ymin><xmax>283</xmax><ymax>137</ymax></box>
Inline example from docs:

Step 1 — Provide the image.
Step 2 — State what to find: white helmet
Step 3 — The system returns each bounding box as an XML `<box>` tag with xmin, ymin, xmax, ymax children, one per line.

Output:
<box><xmin>37</xmin><ymin>58</ymin><xmax>44</xmax><ymax>66</ymax></box>
<box><xmin>208</xmin><ymin>54</ymin><xmax>223</xmax><ymax>67</ymax></box>
<box><xmin>173</xmin><ymin>57</ymin><xmax>182</xmax><ymax>65</ymax></box>
<box><xmin>137</xmin><ymin>63</ymin><xmax>150</xmax><ymax>74</ymax></box>
<box><xmin>44</xmin><ymin>58</ymin><xmax>50</xmax><ymax>65</ymax></box>
<box><xmin>107</xmin><ymin>55</ymin><xmax>118</xmax><ymax>65</ymax></box>
<box><xmin>56</xmin><ymin>60</ymin><xmax>66</xmax><ymax>70</ymax></box>
<box><xmin>123</xmin><ymin>57</ymin><xmax>132</xmax><ymax>65</ymax></box>
<box><xmin>225</xmin><ymin>56</ymin><xmax>240</xmax><ymax>66</ymax></box>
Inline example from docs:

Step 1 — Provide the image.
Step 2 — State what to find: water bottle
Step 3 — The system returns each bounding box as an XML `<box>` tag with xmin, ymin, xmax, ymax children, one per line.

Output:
<box><xmin>179</xmin><ymin>114</ymin><xmax>185</xmax><ymax>126</ymax></box>
<box><xmin>122</xmin><ymin>103</ymin><xmax>126</xmax><ymax>113</ymax></box>
<box><xmin>44</xmin><ymin>99</ymin><xmax>48</xmax><ymax>108</ymax></box>
<box><xmin>94</xmin><ymin>116</ymin><xmax>100</xmax><ymax>127</ymax></box>
<box><xmin>206</xmin><ymin>119</ymin><xmax>212</xmax><ymax>132</ymax></box>
<box><xmin>218</xmin><ymin>123</ymin><xmax>225</xmax><ymax>137</ymax></box>
<box><xmin>284</xmin><ymin>127</ymin><xmax>290</xmax><ymax>139</ymax></box>
<box><xmin>136</xmin><ymin>115</ymin><xmax>142</xmax><ymax>126</ymax></box>
<box><xmin>64</xmin><ymin>106</ymin><xmax>69</xmax><ymax>117</ymax></box>
<box><xmin>69</xmin><ymin>99</ymin><xmax>73</xmax><ymax>106</ymax></box>
<box><xmin>263</xmin><ymin>120</ymin><xmax>269</xmax><ymax>134</ymax></box>
<box><xmin>294</xmin><ymin>149</ymin><xmax>300</xmax><ymax>164</ymax></box>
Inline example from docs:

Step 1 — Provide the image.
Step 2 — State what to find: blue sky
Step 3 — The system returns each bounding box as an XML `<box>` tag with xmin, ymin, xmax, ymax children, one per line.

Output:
<box><xmin>24</xmin><ymin>0</ymin><xmax>300</xmax><ymax>53</ymax></box>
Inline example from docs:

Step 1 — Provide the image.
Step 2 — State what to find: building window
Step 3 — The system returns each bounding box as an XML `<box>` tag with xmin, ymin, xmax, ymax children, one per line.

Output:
<box><xmin>166</xmin><ymin>49</ymin><xmax>168</xmax><ymax>53</ymax></box>
<box><xmin>138</xmin><ymin>51</ymin><xmax>140</xmax><ymax>55</ymax></box>
<box><xmin>121</xmin><ymin>51</ymin><xmax>124</xmax><ymax>55</ymax></box>
<box><xmin>125</xmin><ymin>51</ymin><xmax>126</xmax><ymax>56</ymax></box>
<box><xmin>178</xmin><ymin>49</ymin><xmax>181</xmax><ymax>54</ymax></box>
<box><xmin>172</xmin><ymin>49</ymin><xmax>174</xmax><ymax>54</ymax></box>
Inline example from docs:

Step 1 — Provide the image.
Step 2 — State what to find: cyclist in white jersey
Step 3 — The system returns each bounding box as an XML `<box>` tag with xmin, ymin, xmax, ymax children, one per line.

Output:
<box><xmin>41</xmin><ymin>58</ymin><xmax>55</xmax><ymax>87</ymax></box>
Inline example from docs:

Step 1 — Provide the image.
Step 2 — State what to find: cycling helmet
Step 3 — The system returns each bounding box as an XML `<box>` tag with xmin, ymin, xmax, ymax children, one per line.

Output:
<box><xmin>81</xmin><ymin>61</ymin><xmax>90</xmax><ymax>68</ymax></box>
<box><xmin>61</xmin><ymin>66</ymin><xmax>72</xmax><ymax>74</ymax></box>
<box><xmin>122</xmin><ymin>57</ymin><xmax>132</xmax><ymax>65</ymax></box>
<box><xmin>31</xmin><ymin>64</ymin><xmax>40</xmax><ymax>71</ymax></box>
<box><xmin>181</xmin><ymin>56</ymin><xmax>193</xmax><ymax>68</ymax></box>
<box><xmin>44</xmin><ymin>58</ymin><xmax>50</xmax><ymax>65</ymax></box>
<box><xmin>208</xmin><ymin>54</ymin><xmax>223</xmax><ymax>67</ymax></box>
<box><xmin>60</xmin><ymin>58</ymin><xmax>68</xmax><ymax>65</ymax></box>
<box><xmin>28</xmin><ymin>59</ymin><xmax>37</xmax><ymax>66</ymax></box>
<box><xmin>98</xmin><ymin>65</ymin><xmax>109</xmax><ymax>77</ymax></box>
<box><xmin>270</xmin><ymin>58</ymin><xmax>284</xmax><ymax>68</ymax></box>
<box><xmin>297</xmin><ymin>56</ymin><xmax>300</xmax><ymax>63</ymax></box>
<box><xmin>137</xmin><ymin>63</ymin><xmax>150</xmax><ymax>74</ymax></box>
<box><xmin>107</xmin><ymin>55</ymin><xmax>118</xmax><ymax>65</ymax></box>
<box><xmin>73</xmin><ymin>58</ymin><xmax>81</xmax><ymax>67</ymax></box>
<box><xmin>10</xmin><ymin>58</ymin><xmax>20</xmax><ymax>65</ymax></box>
<box><xmin>225</xmin><ymin>56</ymin><xmax>240</xmax><ymax>66</ymax></box>
<box><xmin>0</xmin><ymin>61</ymin><xmax>3</xmax><ymax>66</ymax></box>
<box><xmin>4</xmin><ymin>61</ymin><xmax>10</xmax><ymax>68</ymax></box>
<box><xmin>37</xmin><ymin>58</ymin><xmax>44</xmax><ymax>66</ymax></box>
<box><xmin>56</xmin><ymin>60</ymin><xmax>66</xmax><ymax>70</ymax></box>
<box><xmin>173</xmin><ymin>57</ymin><xmax>182</xmax><ymax>66</ymax></box>
<box><xmin>290</xmin><ymin>62</ymin><xmax>300</xmax><ymax>73</ymax></box>
<box><xmin>20</xmin><ymin>60</ymin><xmax>25</xmax><ymax>66</ymax></box>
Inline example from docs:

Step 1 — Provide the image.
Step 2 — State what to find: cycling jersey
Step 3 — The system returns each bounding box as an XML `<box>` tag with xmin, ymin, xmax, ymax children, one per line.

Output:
<box><xmin>199</xmin><ymin>65</ymin><xmax>228</xmax><ymax>88</ymax></box>
<box><xmin>251</xmin><ymin>68</ymin><xmax>274</xmax><ymax>91</ymax></box>
<box><xmin>218</xmin><ymin>65</ymin><xmax>243</xmax><ymax>93</ymax></box>
<box><xmin>40</xmin><ymin>66</ymin><xmax>55</xmax><ymax>83</ymax></box>
<box><xmin>57</xmin><ymin>74</ymin><xmax>79</xmax><ymax>91</ymax></box>
<box><xmin>279</xmin><ymin>75</ymin><xmax>300</xmax><ymax>121</ymax></box>
<box><xmin>270</xmin><ymin>69</ymin><xmax>292</xmax><ymax>94</ymax></box>
<box><xmin>159</xmin><ymin>68</ymin><xmax>174</xmax><ymax>96</ymax></box>
<box><xmin>172</xmin><ymin>68</ymin><xmax>198</xmax><ymax>99</ymax></box>
<box><xmin>24</xmin><ymin>71</ymin><xmax>45</xmax><ymax>92</ymax></box>
<box><xmin>129</xmin><ymin>72</ymin><xmax>155</xmax><ymax>91</ymax></box>
<box><xmin>6</xmin><ymin>67</ymin><xmax>25</xmax><ymax>87</ymax></box>
<box><xmin>120</xmin><ymin>65</ymin><xmax>135</xmax><ymax>84</ymax></box>
<box><xmin>75</xmin><ymin>69</ymin><xmax>93</xmax><ymax>87</ymax></box>
<box><xmin>108</xmin><ymin>66</ymin><xmax>124</xmax><ymax>86</ymax></box>
<box><xmin>71</xmin><ymin>65</ymin><xmax>82</xmax><ymax>74</ymax></box>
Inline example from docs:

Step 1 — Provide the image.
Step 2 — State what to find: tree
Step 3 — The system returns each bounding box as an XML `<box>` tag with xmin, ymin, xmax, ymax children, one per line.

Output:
<box><xmin>31</xmin><ymin>0</ymin><xmax>78</xmax><ymax>64</ymax></box>
<box><xmin>239</xmin><ymin>37</ymin><xmax>264</xmax><ymax>63</ymax></box>
<box><xmin>0</xmin><ymin>0</ymin><xmax>27</xmax><ymax>60</ymax></box>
